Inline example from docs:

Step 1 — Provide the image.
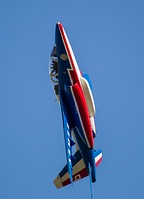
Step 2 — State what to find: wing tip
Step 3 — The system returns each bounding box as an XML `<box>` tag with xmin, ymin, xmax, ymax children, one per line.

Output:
<box><xmin>53</xmin><ymin>175</ymin><xmax>63</xmax><ymax>189</ymax></box>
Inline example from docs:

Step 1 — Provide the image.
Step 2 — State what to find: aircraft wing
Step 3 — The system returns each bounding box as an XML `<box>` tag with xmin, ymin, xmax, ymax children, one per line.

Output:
<box><xmin>54</xmin><ymin>150</ymin><xmax>102</xmax><ymax>188</ymax></box>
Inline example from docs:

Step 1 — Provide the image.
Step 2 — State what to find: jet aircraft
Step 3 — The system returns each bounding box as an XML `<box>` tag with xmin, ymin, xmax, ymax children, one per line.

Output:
<box><xmin>49</xmin><ymin>23</ymin><xmax>102</xmax><ymax>197</ymax></box>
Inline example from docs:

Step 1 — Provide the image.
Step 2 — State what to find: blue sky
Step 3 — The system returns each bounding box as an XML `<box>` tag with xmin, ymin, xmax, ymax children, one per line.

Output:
<box><xmin>0</xmin><ymin>0</ymin><xmax>144</xmax><ymax>198</ymax></box>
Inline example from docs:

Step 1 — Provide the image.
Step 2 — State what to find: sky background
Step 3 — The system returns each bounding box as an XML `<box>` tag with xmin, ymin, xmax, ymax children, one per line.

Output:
<box><xmin>0</xmin><ymin>0</ymin><xmax>144</xmax><ymax>198</ymax></box>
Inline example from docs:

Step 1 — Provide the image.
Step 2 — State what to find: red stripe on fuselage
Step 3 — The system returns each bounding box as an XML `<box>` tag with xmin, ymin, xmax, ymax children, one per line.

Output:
<box><xmin>72</xmin><ymin>83</ymin><xmax>94</xmax><ymax>148</ymax></box>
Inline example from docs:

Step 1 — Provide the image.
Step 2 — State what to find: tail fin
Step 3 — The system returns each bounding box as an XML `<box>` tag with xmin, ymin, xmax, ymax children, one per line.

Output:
<box><xmin>88</xmin><ymin>150</ymin><xmax>102</xmax><ymax>199</ymax></box>
<box><xmin>53</xmin><ymin>150</ymin><xmax>102</xmax><ymax>188</ymax></box>
<box><xmin>94</xmin><ymin>149</ymin><xmax>102</xmax><ymax>167</ymax></box>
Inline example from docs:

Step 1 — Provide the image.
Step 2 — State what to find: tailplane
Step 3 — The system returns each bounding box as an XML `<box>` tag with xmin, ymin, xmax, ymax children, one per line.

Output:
<box><xmin>54</xmin><ymin>149</ymin><xmax>102</xmax><ymax>188</ymax></box>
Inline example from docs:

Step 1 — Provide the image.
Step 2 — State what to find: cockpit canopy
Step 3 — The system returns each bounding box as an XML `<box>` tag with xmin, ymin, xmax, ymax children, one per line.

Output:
<box><xmin>49</xmin><ymin>45</ymin><xmax>59</xmax><ymax>98</ymax></box>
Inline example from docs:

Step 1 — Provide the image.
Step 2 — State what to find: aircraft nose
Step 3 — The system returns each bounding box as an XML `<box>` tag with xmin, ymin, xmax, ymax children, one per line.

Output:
<box><xmin>55</xmin><ymin>22</ymin><xmax>63</xmax><ymax>45</ymax></box>
<box><xmin>55</xmin><ymin>22</ymin><xmax>62</xmax><ymax>34</ymax></box>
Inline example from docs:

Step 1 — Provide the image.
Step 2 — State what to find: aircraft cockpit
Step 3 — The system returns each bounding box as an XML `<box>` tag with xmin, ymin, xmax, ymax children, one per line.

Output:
<box><xmin>49</xmin><ymin>45</ymin><xmax>60</xmax><ymax>102</ymax></box>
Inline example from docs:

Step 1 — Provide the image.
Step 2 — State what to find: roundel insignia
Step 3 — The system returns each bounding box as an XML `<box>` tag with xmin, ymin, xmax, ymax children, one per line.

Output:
<box><xmin>60</xmin><ymin>54</ymin><xmax>68</xmax><ymax>60</ymax></box>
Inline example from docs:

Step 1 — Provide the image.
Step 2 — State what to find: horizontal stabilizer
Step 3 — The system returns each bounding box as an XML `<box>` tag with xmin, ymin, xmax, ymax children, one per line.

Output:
<box><xmin>54</xmin><ymin>150</ymin><xmax>102</xmax><ymax>188</ymax></box>
<box><xmin>54</xmin><ymin>150</ymin><xmax>87</xmax><ymax>188</ymax></box>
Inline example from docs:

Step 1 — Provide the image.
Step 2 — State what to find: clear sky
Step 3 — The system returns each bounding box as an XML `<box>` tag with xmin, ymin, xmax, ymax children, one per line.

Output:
<box><xmin>0</xmin><ymin>0</ymin><xmax>144</xmax><ymax>199</ymax></box>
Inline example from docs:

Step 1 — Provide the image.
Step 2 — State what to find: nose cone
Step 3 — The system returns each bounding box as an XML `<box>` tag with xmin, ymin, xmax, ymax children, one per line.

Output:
<box><xmin>55</xmin><ymin>22</ymin><xmax>63</xmax><ymax>42</ymax></box>
<box><xmin>55</xmin><ymin>22</ymin><xmax>61</xmax><ymax>33</ymax></box>
<box><xmin>56</xmin><ymin>22</ymin><xmax>62</xmax><ymax>29</ymax></box>
<box><xmin>55</xmin><ymin>22</ymin><xmax>65</xmax><ymax>55</ymax></box>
